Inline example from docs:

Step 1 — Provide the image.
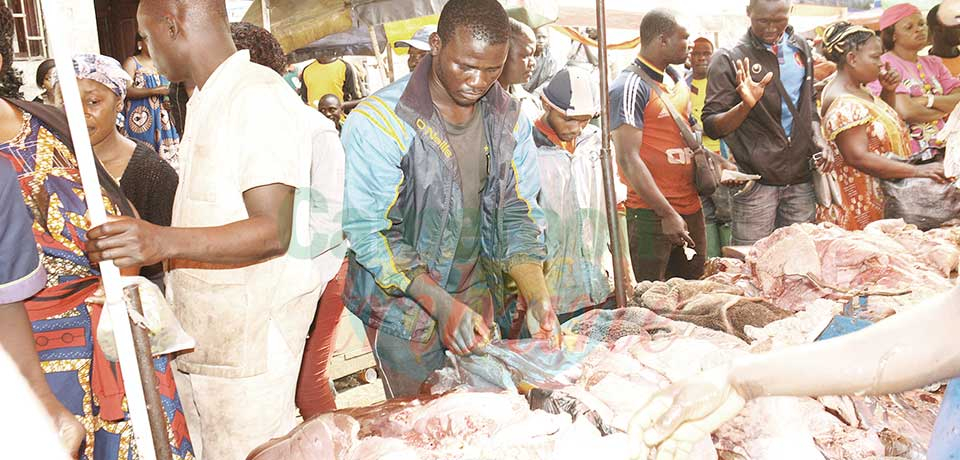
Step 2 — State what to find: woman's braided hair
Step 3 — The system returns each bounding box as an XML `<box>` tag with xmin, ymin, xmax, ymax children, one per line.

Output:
<box><xmin>822</xmin><ymin>21</ymin><xmax>877</xmax><ymax>68</ymax></box>
<box><xmin>0</xmin><ymin>5</ymin><xmax>15</xmax><ymax>74</ymax></box>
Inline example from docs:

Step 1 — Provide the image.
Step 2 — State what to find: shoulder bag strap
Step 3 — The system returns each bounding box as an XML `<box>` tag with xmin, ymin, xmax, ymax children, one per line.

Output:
<box><xmin>626</xmin><ymin>64</ymin><xmax>701</xmax><ymax>151</ymax></box>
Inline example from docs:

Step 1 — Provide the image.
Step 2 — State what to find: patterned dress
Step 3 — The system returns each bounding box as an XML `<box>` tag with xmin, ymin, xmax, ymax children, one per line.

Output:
<box><xmin>124</xmin><ymin>58</ymin><xmax>180</xmax><ymax>172</ymax></box>
<box><xmin>0</xmin><ymin>109</ymin><xmax>194</xmax><ymax>460</ymax></box>
<box><xmin>816</xmin><ymin>94</ymin><xmax>911</xmax><ymax>230</ymax></box>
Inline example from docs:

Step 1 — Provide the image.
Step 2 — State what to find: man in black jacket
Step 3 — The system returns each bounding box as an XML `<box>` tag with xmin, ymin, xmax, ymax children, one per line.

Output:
<box><xmin>702</xmin><ymin>0</ymin><xmax>826</xmax><ymax>245</ymax></box>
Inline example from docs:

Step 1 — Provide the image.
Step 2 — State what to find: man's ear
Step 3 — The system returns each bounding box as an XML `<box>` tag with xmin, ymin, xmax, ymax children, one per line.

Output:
<box><xmin>430</xmin><ymin>32</ymin><xmax>441</xmax><ymax>57</ymax></box>
<box><xmin>163</xmin><ymin>14</ymin><xmax>179</xmax><ymax>41</ymax></box>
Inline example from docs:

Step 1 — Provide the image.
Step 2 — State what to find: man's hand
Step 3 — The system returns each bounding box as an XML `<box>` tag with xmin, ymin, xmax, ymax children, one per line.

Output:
<box><xmin>878</xmin><ymin>63</ymin><xmax>901</xmax><ymax>94</ymax></box>
<box><xmin>434</xmin><ymin>299</ymin><xmax>491</xmax><ymax>356</ymax></box>
<box><xmin>735</xmin><ymin>57</ymin><xmax>774</xmax><ymax>109</ymax></box>
<box><xmin>628</xmin><ymin>366</ymin><xmax>746</xmax><ymax>460</ymax></box>
<box><xmin>86</xmin><ymin>216</ymin><xmax>167</xmax><ymax>268</ymax></box>
<box><xmin>40</xmin><ymin>395</ymin><xmax>84</xmax><ymax>459</ymax></box>
<box><xmin>525</xmin><ymin>299</ymin><xmax>561</xmax><ymax>348</ymax></box>
<box><xmin>661</xmin><ymin>212</ymin><xmax>695</xmax><ymax>248</ymax></box>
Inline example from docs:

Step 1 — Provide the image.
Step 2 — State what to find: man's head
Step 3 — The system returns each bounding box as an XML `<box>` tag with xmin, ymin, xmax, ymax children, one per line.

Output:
<box><xmin>499</xmin><ymin>19</ymin><xmax>537</xmax><ymax>86</ymax></box>
<box><xmin>395</xmin><ymin>25</ymin><xmax>436</xmax><ymax>72</ymax></box>
<box><xmin>747</xmin><ymin>0</ymin><xmax>791</xmax><ymax>45</ymax></box>
<box><xmin>230</xmin><ymin>22</ymin><xmax>287</xmax><ymax>75</ymax></box>
<box><xmin>941</xmin><ymin>0</ymin><xmax>960</xmax><ymax>28</ymax></box>
<box><xmin>639</xmin><ymin>9</ymin><xmax>690</xmax><ymax>67</ymax></box>
<box><xmin>431</xmin><ymin>0</ymin><xmax>510</xmax><ymax>107</ymax></box>
<box><xmin>318</xmin><ymin>93</ymin><xmax>343</xmax><ymax>128</ymax></box>
<box><xmin>929</xmin><ymin>6</ymin><xmax>960</xmax><ymax>50</ymax></box>
<box><xmin>534</xmin><ymin>26</ymin><xmax>550</xmax><ymax>57</ymax></box>
<box><xmin>541</xmin><ymin>67</ymin><xmax>598</xmax><ymax>142</ymax></box>
<box><xmin>690</xmin><ymin>37</ymin><xmax>714</xmax><ymax>80</ymax></box>
<box><xmin>137</xmin><ymin>0</ymin><xmax>232</xmax><ymax>82</ymax></box>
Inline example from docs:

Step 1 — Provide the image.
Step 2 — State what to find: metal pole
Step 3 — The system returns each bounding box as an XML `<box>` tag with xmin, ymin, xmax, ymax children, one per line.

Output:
<box><xmin>261</xmin><ymin>0</ymin><xmax>272</xmax><ymax>32</ymax></box>
<box><xmin>124</xmin><ymin>285</ymin><xmax>174</xmax><ymax>460</ymax></box>
<box><xmin>41</xmin><ymin>1</ymin><xmax>159</xmax><ymax>458</ymax></box>
<box><xmin>595</xmin><ymin>0</ymin><xmax>629</xmax><ymax>309</ymax></box>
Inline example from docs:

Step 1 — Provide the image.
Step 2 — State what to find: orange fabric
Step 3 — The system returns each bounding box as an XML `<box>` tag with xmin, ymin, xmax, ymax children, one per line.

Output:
<box><xmin>295</xmin><ymin>260</ymin><xmax>348</xmax><ymax>418</ymax></box>
<box><xmin>942</xmin><ymin>55</ymin><xmax>960</xmax><ymax>77</ymax></box>
<box><xmin>816</xmin><ymin>95</ymin><xmax>911</xmax><ymax>230</ymax></box>
<box><xmin>620</xmin><ymin>61</ymin><xmax>700</xmax><ymax>214</ymax></box>
<box><xmin>534</xmin><ymin>118</ymin><xmax>575</xmax><ymax>154</ymax></box>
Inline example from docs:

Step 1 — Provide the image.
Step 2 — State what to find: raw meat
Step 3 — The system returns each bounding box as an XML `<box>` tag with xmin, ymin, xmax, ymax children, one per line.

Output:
<box><xmin>746</xmin><ymin>223</ymin><xmax>954</xmax><ymax>311</ymax></box>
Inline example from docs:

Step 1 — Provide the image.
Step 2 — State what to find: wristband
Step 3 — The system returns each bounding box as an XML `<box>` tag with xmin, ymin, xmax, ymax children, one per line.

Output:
<box><xmin>927</xmin><ymin>94</ymin><xmax>936</xmax><ymax>109</ymax></box>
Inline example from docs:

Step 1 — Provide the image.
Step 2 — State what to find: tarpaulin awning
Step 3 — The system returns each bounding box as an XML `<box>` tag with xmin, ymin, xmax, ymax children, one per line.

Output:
<box><xmin>243</xmin><ymin>0</ymin><xmax>448</xmax><ymax>53</ymax></box>
<box><xmin>287</xmin><ymin>26</ymin><xmax>389</xmax><ymax>62</ymax></box>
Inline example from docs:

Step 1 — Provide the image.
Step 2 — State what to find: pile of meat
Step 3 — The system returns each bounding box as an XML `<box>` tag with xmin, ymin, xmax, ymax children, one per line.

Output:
<box><xmin>247</xmin><ymin>391</ymin><xmax>632</xmax><ymax>460</ymax></box>
<box><xmin>248</xmin><ymin>220</ymin><xmax>956</xmax><ymax>460</ymax></box>
<box><xmin>743</xmin><ymin>220</ymin><xmax>959</xmax><ymax>313</ymax></box>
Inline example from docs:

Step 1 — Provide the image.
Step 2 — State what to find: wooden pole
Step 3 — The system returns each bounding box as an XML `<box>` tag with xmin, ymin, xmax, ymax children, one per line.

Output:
<box><xmin>368</xmin><ymin>25</ymin><xmax>388</xmax><ymax>86</ymax></box>
<box><xmin>262</xmin><ymin>0</ymin><xmax>272</xmax><ymax>32</ymax></box>
<box><xmin>595</xmin><ymin>0</ymin><xmax>629</xmax><ymax>309</ymax></box>
<box><xmin>124</xmin><ymin>285</ymin><xmax>174</xmax><ymax>460</ymax></box>
<box><xmin>40</xmin><ymin>1</ymin><xmax>159</xmax><ymax>459</ymax></box>
<box><xmin>385</xmin><ymin>42</ymin><xmax>396</xmax><ymax>83</ymax></box>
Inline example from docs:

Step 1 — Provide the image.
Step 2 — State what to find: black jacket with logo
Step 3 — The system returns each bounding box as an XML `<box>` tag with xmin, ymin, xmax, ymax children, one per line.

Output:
<box><xmin>702</xmin><ymin>27</ymin><xmax>819</xmax><ymax>186</ymax></box>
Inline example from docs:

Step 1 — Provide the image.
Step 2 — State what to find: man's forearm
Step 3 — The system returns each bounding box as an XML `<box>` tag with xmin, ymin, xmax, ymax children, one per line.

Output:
<box><xmin>730</xmin><ymin>288</ymin><xmax>960</xmax><ymax>400</ymax></box>
<box><xmin>509</xmin><ymin>263</ymin><xmax>550</xmax><ymax>304</ymax></box>
<box><xmin>407</xmin><ymin>273</ymin><xmax>453</xmax><ymax>319</ymax></box>
<box><xmin>160</xmin><ymin>216</ymin><xmax>291</xmax><ymax>265</ymax></box>
<box><xmin>704</xmin><ymin>102</ymin><xmax>752</xmax><ymax>139</ymax></box>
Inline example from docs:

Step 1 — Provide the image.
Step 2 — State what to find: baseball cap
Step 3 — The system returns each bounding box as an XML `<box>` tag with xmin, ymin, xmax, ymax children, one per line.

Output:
<box><xmin>394</xmin><ymin>25</ymin><xmax>437</xmax><ymax>52</ymax></box>
<box><xmin>542</xmin><ymin>67</ymin><xmax>600</xmax><ymax>118</ymax></box>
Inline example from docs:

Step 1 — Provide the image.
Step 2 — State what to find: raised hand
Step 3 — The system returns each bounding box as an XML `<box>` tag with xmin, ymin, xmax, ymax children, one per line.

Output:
<box><xmin>735</xmin><ymin>57</ymin><xmax>774</xmax><ymax>109</ymax></box>
<box><xmin>878</xmin><ymin>62</ymin><xmax>902</xmax><ymax>94</ymax></box>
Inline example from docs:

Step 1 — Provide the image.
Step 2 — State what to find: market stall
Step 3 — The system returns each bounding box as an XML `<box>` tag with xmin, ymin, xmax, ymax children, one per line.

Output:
<box><xmin>244</xmin><ymin>2</ymin><xmax>958</xmax><ymax>459</ymax></box>
<box><xmin>249</xmin><ymin>219</ymin><xmax>958</xmax><ymax>460</ymax></box>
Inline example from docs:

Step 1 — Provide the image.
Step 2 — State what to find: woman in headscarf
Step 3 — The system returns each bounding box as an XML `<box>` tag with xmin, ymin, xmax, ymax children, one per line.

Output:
<box><xmin>122</xmin><ymin>32</ymin><xmax>181</xmax><ymax>171</ymax></box>
<box><xmin>75</xmin><ymin>53</ymin><xmax>179</xmax><ymax>289</ymax></box>
<box><xmin>868</xmin><ymin>3</ymin><xmax>960</xmax><ymax>157</ymax></box>
<box><xmin>818</xmin><ymin>22</ymin><xmax>947</xmax><ymax>231</ymax></box>
<box><xmin>0</xmin><ymin>9</ymin><xmax>194</xmax><ymax>458</ymax></box>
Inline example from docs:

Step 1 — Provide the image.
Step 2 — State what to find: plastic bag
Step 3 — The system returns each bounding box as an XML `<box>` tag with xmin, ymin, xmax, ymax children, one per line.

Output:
<box><xmin>426</xmin><ymin>339</ymin><xmax>590</xmax><ymax>394</ymax></box>
<box><xmin>526</xmin><ymin>387</ymin><xmax>616</xmax><ymax>436</ymax></box>
<box><xmin>96</xmin><ymin>276</ymin><xmax>195</xmax><ymax>362</ymax></box>
<box><xmin>882</xmin><ymin>171</ymin><xmax>960</xmax><ymax>230</ymax></box>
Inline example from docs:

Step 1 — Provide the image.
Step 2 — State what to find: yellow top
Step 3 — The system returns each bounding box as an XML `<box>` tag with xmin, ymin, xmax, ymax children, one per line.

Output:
<box><xmin>302</xmin><ymin>59</ymin><xmax>347</xmax><ymax>108</ymax></box>
<box><xmin>689</xmin><ymin>78</ymin><xmax>722</xmax><ymax>153</ymax></box>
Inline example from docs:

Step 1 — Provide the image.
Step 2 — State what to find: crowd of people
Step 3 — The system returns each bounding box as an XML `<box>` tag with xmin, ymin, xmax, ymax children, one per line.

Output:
<box><xmin>3</xmin><ymin>0</ymin><xmax>960</xmax><ymax>459</ymax></box>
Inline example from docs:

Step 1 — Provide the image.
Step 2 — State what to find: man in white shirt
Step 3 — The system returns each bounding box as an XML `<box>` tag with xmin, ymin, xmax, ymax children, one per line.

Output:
<box><xmin>86</xmin><ymin>1</ymin><xmax>344</xmax><ymax>458</ymax></box>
